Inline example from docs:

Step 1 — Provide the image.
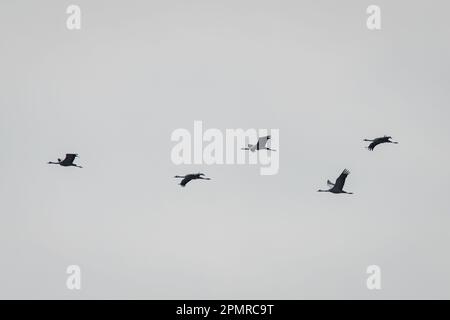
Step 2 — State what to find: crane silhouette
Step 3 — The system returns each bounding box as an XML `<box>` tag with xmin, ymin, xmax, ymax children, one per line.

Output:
<box><xmin>364</xmin><ymin>136</ymin><xmax>398</xmax><ymax>151</ymax></box>
<box><xmin>318</xmin><ymin>169</ymin><xmax>353</xmax><ymax>194</ymax></box>
<box><xmin>241</xmin><ymin>135</ymin><xmax>276</xmax><ymax>152</ymax></box>
<box><xmin>174</xmin><ymin>173</ymin><xmax>211</xmax><ymax>187</ymax></box>
<box><xmin>48</xmin><ymin>154</ymin><xmax>83</xmax><ymax>168</ymax></box>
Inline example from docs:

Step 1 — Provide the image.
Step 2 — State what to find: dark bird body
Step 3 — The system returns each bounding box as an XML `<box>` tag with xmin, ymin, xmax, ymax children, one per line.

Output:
<box><xmin>318</xmin><ymin>169</ymin><xmax>353</xmax><ymax>194</ymax></box>
<box><xmin>364</xmin><ymin>136</ymin><xmax>398</xmax><ymax>151</ymax></box>
<box><xmin>48</xmin><ymin>154</ymin><xmax>82</xmax><ymax>168</ymax></box>
<box><xmin>174</xmin><ymin>173</ymin><xmax>211</xmax><ymax>187</ymax></box>
<box><xmin>242</xmin><ymin>135</ymin><xmax>276</xmax><ymax>152</ymax></box>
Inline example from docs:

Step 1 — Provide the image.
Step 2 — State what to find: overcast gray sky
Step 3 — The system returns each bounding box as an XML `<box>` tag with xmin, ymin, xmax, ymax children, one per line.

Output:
<box><xmin>1</xmin><ymin>0</ymin><xmax>450</xmax><ymax>299</ymax></box>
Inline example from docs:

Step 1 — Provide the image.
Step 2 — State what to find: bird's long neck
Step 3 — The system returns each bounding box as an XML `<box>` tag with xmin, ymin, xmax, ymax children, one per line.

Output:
<box><xmin>317</xmin><ymin>189</ymin><xmax>329</xmax><ymax>192</ymax></box>
<box><xmin>363</xmin><ymin>139</ymin><xmax>373</xmax><ymax>142</ymax></box>
<box><xmin>48</xmin><ymin>161</ymin><xmax>59</xmax><ymax>165</ymax></box>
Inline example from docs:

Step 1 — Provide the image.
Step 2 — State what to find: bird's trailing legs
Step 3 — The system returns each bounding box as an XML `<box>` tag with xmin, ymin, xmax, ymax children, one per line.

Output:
<box><xmin>317</xmin><ymin>189</ymin><xmax>353</xmax><ymax>194</ymax></box>
<box><xmin>72</xmin><ymin>155</ymin><xmax>82</xmax><ymax>168</ymax></box>
<box><xmin>71</xmin><ymin>155</ymin><xmax>83</xmax><ymax>168</ymax></box>
<box><xmin>363</xmin><ymin>140</ymin><xmax>372</xmax><ymax>150</ymax></box>
<box><xmin>174</xmin><ymin>175</ymin><xmax>186</xmax><ymax>187</ymax></box>
<box><xmin>241</xmin><ymin>146</ymin><xmax>276</xmax><ymax>151</ymax></box>
<box><xmin>241</xmin><ymin>144</ymin><xmax>254</xmax><ymax>151</ymax></box>
<box><xmin>196</xmin><ymin>173</ymin><xmax>211</xmax><ymax>180</ymax></box>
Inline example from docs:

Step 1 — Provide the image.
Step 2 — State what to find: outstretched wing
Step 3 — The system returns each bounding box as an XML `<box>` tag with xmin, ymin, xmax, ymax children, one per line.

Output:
<box><xmin>367</xmin><ymin>137</ymin><xmax>390</xmax><ymax>151</ymax></box>
<box><xmin>180</xmin><ymin>176</ymin><xmax>193</xmax><ymax>187</ymax></box>
<box><xmin>61</xmin><ymin>154</ymin><xmax>77</xmax><ymax>165</ymax></box>
<box><xmin>257</xmin><ymin>136</ymin><xmax>271</xmax><ymax>148</ymax></box>
<box><xmin>334</xmin><ymin>169</ymin><xmax>350</xmax><ymax>191</ymax></box>
<box><xmin>367</xmin><ymin>141</ymin><xmax>380</xmax><ymax>151</ymax></box>
<box><xmin>327</xmin><ymin>180</ymin><xmax>335</xmax><ymax>188</ymax></box>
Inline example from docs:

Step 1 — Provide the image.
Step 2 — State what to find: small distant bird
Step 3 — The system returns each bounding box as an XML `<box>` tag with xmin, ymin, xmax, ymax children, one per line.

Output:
<box><xmin>364</xmin><ymin>136</ymin><xmax>398</xmax><ymax>151</ymax></box>
<box><xmin>48</xmin><ymin>154</ymin><xmax>83</xmax><ymax>168</ymax></box>
<box><xmin>318</xmin><ymin>169</ymin><xmax>353</xmax><ymax>194</ymax></box>
<box><xmin>174</xmin><ymin>173</ymin><xmax>211</xmax><ymax>187</ymax></box>
<box><xmin>242</xmin><ymin>135</ymin><xmax>276</xmax><ymax>152</ymax></box>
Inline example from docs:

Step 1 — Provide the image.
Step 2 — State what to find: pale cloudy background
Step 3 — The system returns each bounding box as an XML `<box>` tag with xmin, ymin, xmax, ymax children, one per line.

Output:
<box><xmin>0</xmin><ymin>0</ymin><xmax>449</xmax><ymax>299</ymax></box>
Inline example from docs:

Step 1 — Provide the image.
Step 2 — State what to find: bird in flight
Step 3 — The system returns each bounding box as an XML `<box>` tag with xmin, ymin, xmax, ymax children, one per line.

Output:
<box><xmin>364</xmin><ymin>136</ymin><xmax>399</xmax><ymax>151</ymax></box>
<box><xmin>48</xmin><ymin>154</ymin><xmax>83</xmax><ymax>168</ymax></box>
<box><xmin>174</xmin><ymin>173</ymin><xmax>211</xmax><ymax>187</ymax></box>
<box><xmin>318</xmin><ymin>169</ymin><xmax>353</xmax><ymax>194</ymax></box>
<box><xmin>241</xmin><ymin>135</ymin><xmax>276</xmax><ymax>152</ymax></box>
